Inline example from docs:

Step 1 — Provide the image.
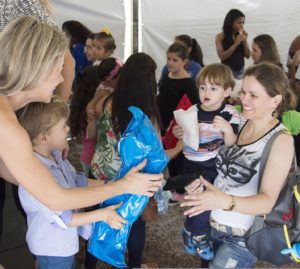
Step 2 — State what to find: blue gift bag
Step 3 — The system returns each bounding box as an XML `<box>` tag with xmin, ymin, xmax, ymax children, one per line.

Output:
<box><xmin>88</xmin><ymin>106</ymin><xmax>169</xmax><ymax>268</ymax></box>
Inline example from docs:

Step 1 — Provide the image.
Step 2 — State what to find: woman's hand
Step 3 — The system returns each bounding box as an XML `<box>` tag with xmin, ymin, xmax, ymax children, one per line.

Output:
<box><xmin>122</xmin><ymin>159</ymin><xmax>163</xmax><ymax>196</ymax></box>
<box><xmin>234</xmin><ymin>34</ymin><xmax>244</xmax><ymax>46</ymax></box>
<box><xmin>181</xmin><ymin>176</ymin><xmax>229</xmax><ymax>217</ymax></box>
<box><xmin>172</xmin><ymin>125</ymin><xmax>184</xmax><ymax>139</ymax></box>
<box><xmin>100</xmin><ymin>202</ymin><xmax>127</xmax><ymax>229</ymax></box>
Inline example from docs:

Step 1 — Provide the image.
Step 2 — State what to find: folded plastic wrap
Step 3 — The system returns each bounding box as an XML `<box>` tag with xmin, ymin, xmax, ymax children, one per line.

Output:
<box><xmin>173</xmin><ymin>105</ymin><xmax>199</xmax><ymax>151</ymax></box>
<box><xmin>88</xmin><ymin>106</ymin><xmax>169</xmax><ymax>268</ymax></box>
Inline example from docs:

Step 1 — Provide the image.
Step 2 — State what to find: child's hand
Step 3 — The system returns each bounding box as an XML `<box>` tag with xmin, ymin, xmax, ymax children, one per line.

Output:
<box><xmin>185</xmin><ymin>178</ymin><xmax>204</xmax><ymax>194</ymax></box>
<box><xmin>101</xmin><ymin>202</ymin><xmax>127</xmax><ymax>229</ymax></box>
<box><xmin>172</xmin><ymin>125</ymin><xmax>184</xmax><ymax>139</ymax></box>
<box><xmin>213</xmin><ymin>116</ymin><xmax>231</xmax><ymax>133</ymax></box>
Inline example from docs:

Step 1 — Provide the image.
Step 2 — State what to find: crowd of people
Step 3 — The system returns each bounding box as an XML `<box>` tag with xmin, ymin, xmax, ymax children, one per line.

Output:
<box><xmin>0</xmin><ymin>2</ymin><xmax>300</xmax><ymax>269</ymax></box>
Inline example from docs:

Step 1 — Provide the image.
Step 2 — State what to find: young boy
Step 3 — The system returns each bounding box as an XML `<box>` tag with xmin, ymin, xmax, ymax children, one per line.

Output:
<box><xmin>17</xmin><ymin>96</ymin><xmax>126</xmax><ymax>269</ymax></box>
<box><xmin>173</xmin><ymin>64</ymin><xmax>240</xmax><ymax>261</ymax></box>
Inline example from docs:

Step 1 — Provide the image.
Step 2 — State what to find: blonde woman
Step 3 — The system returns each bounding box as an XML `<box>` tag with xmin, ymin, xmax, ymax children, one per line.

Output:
<box><xmin>0</xmin><ymin>16</ymin><xmax>162</xmax><ymax>217</ymax></box>
<box><xmin>0</xmin><ymin>0</ymin><xmax>74</xmax><ymax>102</ymax></box>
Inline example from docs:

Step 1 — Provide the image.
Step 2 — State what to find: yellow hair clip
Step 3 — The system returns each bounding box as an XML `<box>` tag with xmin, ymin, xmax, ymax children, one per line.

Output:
<box><xmin>100</xmin><ymin>27</ymin><xmax>111</xmax><ymax>36</ymax></box>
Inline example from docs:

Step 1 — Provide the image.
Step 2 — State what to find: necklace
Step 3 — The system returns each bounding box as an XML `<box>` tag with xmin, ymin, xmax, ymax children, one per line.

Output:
<box><xmin>239</xmin><ymin>118</ymin><xmax>278</xmax><ymax>144</ymax></box>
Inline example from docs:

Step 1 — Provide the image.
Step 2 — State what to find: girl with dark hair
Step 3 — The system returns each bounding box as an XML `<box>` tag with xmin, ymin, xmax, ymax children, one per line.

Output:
<box><xmin>176</xmin><ymin>34</ymin><xmax>204</xmax><ymax>67</ymax></box>
<box><xmin>251</xmin><ymin>34</ymin><xmax>282</xmax><ymax>68</ymax></box>
<box><xmin>215</xmin><ymin>9</ymin><xmax>250</xmax><ymax>79</ymax></box>
<box><xmin>62</xmin><ymin>20</ymin><xmax>92</xmax><ymax>77</ymax></box>
<box><xmin>112</xmin><ymin>53</ymin><xmax>161</xmax><ymax>134</ymax></box>
<box><xmin>93</xmin><ymin>29</ymin><xmax>116</xmax><ymax>65</ymax></box>
<box><xmin>85</xmin><ymin>52</ymin><xmax>181</xmax><ymax>269</ymax></box>
<box><xmin>159</xmin><ymin>34</ymin><xmax>203</xmax><ymax>86</ymax></box>
<box><xmin>158</xmin><ymin>42</ymin><xmax>199</xmax><ymax>133</ymax></box>
<box><xmin>158</xmin><ymin>42</ymin><xmax>199</xmax><ymax>202</ymax></box>
<box><xmin>69</xmin><ymin>58</ymin><xmax>122</xmax><ymax>176</ymax></box>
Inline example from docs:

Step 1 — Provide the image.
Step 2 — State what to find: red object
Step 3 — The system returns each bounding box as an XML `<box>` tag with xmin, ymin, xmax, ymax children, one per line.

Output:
<box><xmin>162</xmin><ymin>94</ymin><xmax>193</xmax><ymax>149</ymax></box>
<box><xmin>281</xmin><ymin>208</ymin><xmax>293</xmax><ymax>222</ymax></box>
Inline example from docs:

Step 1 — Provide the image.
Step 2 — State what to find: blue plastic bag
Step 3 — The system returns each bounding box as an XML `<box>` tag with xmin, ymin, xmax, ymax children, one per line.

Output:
<box><xmin>88</xmin><ymin>106</ymin><xmax>169</xmax><ymax>268</ymax></box>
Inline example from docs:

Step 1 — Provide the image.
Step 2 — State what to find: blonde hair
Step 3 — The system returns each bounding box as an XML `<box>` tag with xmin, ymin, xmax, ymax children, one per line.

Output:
<box><xmin>0</xmin><ymin>16</ymin><xmax>68</xmax><ymax>95</ymax></box>
<box><xmin>196</xmin><ymin>63</ymin><xmax>235</xmax><ymax>90</ymax></box>
<box><xmin>18</xmin><ymin>95</ymin><xmax>70</xmax><ymax>143</ymax></box>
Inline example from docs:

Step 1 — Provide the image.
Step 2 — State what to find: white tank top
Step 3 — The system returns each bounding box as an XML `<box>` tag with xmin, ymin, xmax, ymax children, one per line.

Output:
<box><xmin>211</xmin><ymin>120</ymin><xmax>285</xmax><ymax>231</ymax></box>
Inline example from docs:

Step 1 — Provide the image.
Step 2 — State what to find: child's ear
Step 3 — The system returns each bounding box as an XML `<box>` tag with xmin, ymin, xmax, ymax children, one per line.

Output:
<box><xmin>35</xmin><ymin>132</ymin><xmax>47</xmax><ymax>145</ymax></box>
<box><xmin>224</xmin><ymin>87</ymin><xmax>232</xmax><ymax>98</ymax></box>
<box><xmin>104</xmin><ymin>49</ymin><xmax>112</xmax><ymax>58</ymax></box>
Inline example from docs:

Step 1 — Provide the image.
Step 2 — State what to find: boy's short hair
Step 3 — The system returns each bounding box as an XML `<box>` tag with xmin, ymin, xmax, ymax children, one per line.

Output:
<box><xmin>18</xmin><ymin>95</ymin><xmax>69</xmax><ymax>143</ymax></box>
<box><xmin>196</xmin><ymin>63</ymin><xmax>235</xmax><ymax>90</ymax></box>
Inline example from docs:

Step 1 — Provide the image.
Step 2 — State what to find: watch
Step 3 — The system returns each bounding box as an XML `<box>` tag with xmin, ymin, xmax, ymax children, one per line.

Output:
<box><xmin>224</xmin><ymin>195</ymin><xmax>237</xmax><ymax>211</ymax></box>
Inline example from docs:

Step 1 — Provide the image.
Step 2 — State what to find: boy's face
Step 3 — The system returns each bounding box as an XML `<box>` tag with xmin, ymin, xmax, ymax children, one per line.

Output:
<box><xmin>166</xmin><ymin>52</ymin><xmax>186</xmax><ymax>74</ymax></box>
<box><xmin>199</xmin><ymin>78</ymin><xmax>230</xmax><ymax>111</ymax></box>
<box><xmin>93</xmin><ymin>39</ymin><xmax>111</xmax><ymax>61</ymax></box>
<box><xmin>45</xmin><ymin>118</ymin><xmax>69</xmax><ymax>152</ymax></box>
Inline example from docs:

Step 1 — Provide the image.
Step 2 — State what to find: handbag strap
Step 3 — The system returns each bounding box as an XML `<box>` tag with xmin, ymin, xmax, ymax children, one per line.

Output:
<box><xmin>257</xmin><ymin>130</ymin><xmax>284</xmax><ymax>190</ymax></box>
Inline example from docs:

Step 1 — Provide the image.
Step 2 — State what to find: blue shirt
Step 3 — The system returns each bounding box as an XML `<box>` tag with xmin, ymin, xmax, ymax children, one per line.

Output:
<box><xmin>18</xmin><ymin>149</ymin><xmax>90</xmax><ymax>257</ymax></box>
<box><xmin>72</xmin><ymin>42</ymin><xmax>90</xmax><ymax>78</ymax></box>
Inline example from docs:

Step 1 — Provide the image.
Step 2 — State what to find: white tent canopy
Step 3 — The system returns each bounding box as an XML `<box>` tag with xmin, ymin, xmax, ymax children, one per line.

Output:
<box><xmin>52</xmin><ymin>0</ymin><xmax>300</xmax><ymax>77</ymax></box>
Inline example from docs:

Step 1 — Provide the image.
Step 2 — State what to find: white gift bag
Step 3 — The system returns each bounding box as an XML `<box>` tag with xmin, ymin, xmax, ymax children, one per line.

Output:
<box><xmin>173</xmin><ymin>105</ymin><xmax>199</xmax><ymax>151</ymax></box>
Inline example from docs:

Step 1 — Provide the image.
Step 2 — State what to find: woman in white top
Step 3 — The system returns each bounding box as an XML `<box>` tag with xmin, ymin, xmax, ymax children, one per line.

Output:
<box><xmin>181</xmin><ymin>62</ymin><xmax>296</xmax><ymax>268</ymax></box>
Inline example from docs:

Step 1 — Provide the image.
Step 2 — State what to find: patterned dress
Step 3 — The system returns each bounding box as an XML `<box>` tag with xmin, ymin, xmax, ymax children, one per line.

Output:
<box><xmin>90</xmin><ymin>101</ymin><xmax>121</xmax><ymax>181</ymax></box>
<box><xmin>0</xmin><ymin>0</ymin><xmax>54</xmax><ymax>32</ymax></box>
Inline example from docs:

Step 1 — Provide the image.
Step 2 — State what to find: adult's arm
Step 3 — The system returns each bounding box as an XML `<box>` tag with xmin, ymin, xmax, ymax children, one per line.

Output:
<box><xmin>182</xmin><ymin>133</ymin><xmax>294</xmax><ymax>217</ymax></box>
<box><xmin>0</xmin><ymin>102</ymin><xmax>162</xmax><ymax>210</ymax></box>
<box><xmin>241</xmin><ymin>29</ymin><xmax>250</xmax><ymax>59</ymax></box>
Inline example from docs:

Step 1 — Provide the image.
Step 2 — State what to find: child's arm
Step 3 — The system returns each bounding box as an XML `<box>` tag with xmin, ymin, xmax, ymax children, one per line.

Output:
<box><xmin>165</xmin><ymin>140</ymin><xmax>183</xmax><ymax>159</ymax></box>
<box><xmin>86</xmin><ymin>91</ymin><xmax>103</xmax><ymax>117</ymax></box>
<box><xmin>213</xmin><ymin>116</ymin><xmax>237</xmax><ymax>146</ymax></box>
<box><xmin>70</xmin><ymin>203</ymin><xmax>127</xmax><ymax>229</ymax></box>
<box><xmin>86</xmin><ymin>117</ymin><xmax>97</xmax><ymax>139</ymax></box>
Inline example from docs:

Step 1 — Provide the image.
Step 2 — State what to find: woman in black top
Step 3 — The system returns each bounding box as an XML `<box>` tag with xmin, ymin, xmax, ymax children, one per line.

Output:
<box><xmin>215</xmin><ymin>9</ymin><xmax>250</xmax><ymax>79</ymax></box>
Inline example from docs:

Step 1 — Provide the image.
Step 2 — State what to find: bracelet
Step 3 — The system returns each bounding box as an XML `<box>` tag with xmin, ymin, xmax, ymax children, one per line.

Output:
<box><xmin>224</xmin><ymin>195</ymin><xmax>237</xmax><ymax>211</ymax></box>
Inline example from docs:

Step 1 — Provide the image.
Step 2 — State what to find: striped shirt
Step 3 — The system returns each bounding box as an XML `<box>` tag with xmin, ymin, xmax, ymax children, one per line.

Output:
<box><xmin>183</xmin><ymin>104</ymin><xmax>240</xmax><ymax>162</ymax></box>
